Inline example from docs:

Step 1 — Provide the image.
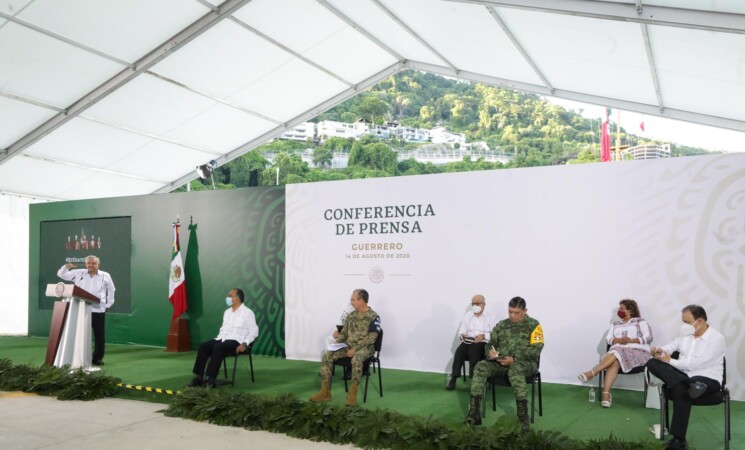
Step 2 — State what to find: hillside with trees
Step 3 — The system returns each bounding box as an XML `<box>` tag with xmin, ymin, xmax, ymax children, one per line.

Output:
<box><xmin>184</xmin><ymin>70</ymin><xmax>715</xmax><ymax>191</ymax></box>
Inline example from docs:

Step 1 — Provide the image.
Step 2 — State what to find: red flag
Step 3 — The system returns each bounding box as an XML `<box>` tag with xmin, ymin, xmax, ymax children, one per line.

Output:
<box><xmin>601</xmin><ymin>120</ymin><xmax>611</xmax><ymax>162</ymax></box>
<box><xmin>640</xmin><ymin>121</ymin><xmax>645</xmax><ymax>132</ymax></box>
<box><xmin>169</xmin><ymin>221</ymin><xmax>187</xmax><ymax>320</ymax></box>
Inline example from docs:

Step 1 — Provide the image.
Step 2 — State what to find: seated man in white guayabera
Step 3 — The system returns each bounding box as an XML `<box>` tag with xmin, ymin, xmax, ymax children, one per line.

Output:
<box><xmin>646</xmin><ymin>305</ymin><xmax>725</xmax><ymax>450</ymax></box>
<box><xmin>188</xmin><ymin>288</ymin><xmax>259</xmax><ymax>388</ymax></box>
<box><xmin>445</xmin><ymin>294</ymin><xmax>496</xmax><ymax>391</ymax></box>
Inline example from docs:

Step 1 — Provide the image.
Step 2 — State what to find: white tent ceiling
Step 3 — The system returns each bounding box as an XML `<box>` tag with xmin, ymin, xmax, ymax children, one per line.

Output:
<box><xmin>1</xmin><ymin>0</ymin><xmax>744</xmax><ymax>201</ymax></box>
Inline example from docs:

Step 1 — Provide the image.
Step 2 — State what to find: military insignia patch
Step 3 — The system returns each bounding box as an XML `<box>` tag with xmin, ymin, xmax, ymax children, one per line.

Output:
<box><xmin>530</xmin><ymin>324</ymin><xmax>544</xmax><ymax>344</ymax></box>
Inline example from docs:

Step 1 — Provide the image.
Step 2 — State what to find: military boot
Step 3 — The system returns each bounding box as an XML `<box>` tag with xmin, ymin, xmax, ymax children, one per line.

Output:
<box><xmin>463</xmin><ymin>395</ymin><xmax>482</xmax><ymax>425</ymax></box>
<box><xmin>309</xmin><ymin>379</ymin><xmax>331</xmax><ymax>402</ymax></box>
<box><xmin>516</xmin><ymin>399</ymin><xmax>529</xmax><ymax>433</ymax></box>
<box><xmin>346</xmin><ymin>382</ymin><xmax>359</xmax><ymax>406</ymax></box>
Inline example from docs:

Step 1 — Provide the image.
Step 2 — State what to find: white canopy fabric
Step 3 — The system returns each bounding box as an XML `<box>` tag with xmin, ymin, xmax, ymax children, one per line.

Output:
<box><xmin>1</xmin><ymin>0</ymin><xmax>744</xmax><ymax>200</ymax></box>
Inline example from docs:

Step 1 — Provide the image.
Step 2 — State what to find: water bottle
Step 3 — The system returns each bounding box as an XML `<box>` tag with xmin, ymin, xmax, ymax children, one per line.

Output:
<box><xmin>588</xmin><ymin>388</ymin><xmax>596</xmax><ymax>403</ymax></box>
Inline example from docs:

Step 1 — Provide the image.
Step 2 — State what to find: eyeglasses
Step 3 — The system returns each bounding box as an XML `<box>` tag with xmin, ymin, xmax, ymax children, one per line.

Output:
<box><xmin>471</xmin><ymin>302</ymin><xmax>484</xmax><ymax>306</ymax></box>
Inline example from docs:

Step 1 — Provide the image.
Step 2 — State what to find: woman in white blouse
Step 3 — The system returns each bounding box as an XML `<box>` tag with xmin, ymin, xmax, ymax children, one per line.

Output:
<box><xmin>577</xmin><ymin>299</ymin><xmax>653</xmax><ymax>407</ymax></box>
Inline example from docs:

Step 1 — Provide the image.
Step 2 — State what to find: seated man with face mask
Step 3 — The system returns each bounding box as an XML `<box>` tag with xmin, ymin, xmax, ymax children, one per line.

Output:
<box><xmin>445</xmin><ymin>294</ymin><xmax>496</xmax><ymax>390</ymax></box>
<box><xmin>187</xmin><ymin>288</ymin><xmax>259</xmax><ymax>388</ymax></box>
<box><xmin>645</xmin><ymin>304</ymin><xmax>725</xmax><ymax>450</ymax></box>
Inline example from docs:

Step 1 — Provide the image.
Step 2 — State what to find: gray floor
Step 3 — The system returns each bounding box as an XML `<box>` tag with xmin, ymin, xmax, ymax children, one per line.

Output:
<box><xmin>0</xmin><ymin>392</ymin><xmax>354</xmax><ymax>450</ymax></box>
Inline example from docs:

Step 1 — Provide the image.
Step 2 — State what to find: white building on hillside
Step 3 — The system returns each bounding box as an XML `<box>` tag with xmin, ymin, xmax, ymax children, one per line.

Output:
<box><xmin>623</xmin><ymin>144</ymin><xmax>671</xmax><ymax>160</ymax></box>
<box><xmin>317</xmin><ymin>120</ymin><xmax>359</xmax><ymax>141</ymax></box>
<box><xmin>393</xmin><ymin>126</ymin><xmax>431</xmax><ymax>142</ymax></box>
<box><xmin>431</xmin><ymin>126</ymin><xmax>466</xmax><ymax>145</ymax></box>
<box><xmin>280</xmin><ymin>122</ymin><xmax>316</xmax><ymax>142</ymax></box>
<box><xmin>369</xmin><ymin>123</ymin><xmax>392</xmax><ymax>139</ymax></box>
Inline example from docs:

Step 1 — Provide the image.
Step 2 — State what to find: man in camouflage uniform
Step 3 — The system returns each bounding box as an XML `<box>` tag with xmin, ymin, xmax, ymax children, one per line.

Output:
<box><xmin>465</xmin><ymin>296</ymin><xmax>544</xmax><ymax>432</ymax></box>
<box><xmin>309</xmin><ymin>289</ymin><xmax>381</xmax><ymax>406</ymax></box>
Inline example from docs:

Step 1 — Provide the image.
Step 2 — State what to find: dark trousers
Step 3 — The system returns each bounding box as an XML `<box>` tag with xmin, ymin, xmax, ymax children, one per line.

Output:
<box><xmin>193</xmin><ymin>339</ymin><xmax>239</xmax><ymax>380</ymax></box>
<box><xmin>646</xmin><ymin>358</ymin><xmax>720</xmax><ymax>439</ymax></box>
<box><xmin>451</xmin><ymin>342</ymin><xmax>486</xmax><ymax>378</ymax></box>
<box><xmin>92</xmin><ymin>312</ymin><xmax>105</xmax><ymax>363</ymax></box>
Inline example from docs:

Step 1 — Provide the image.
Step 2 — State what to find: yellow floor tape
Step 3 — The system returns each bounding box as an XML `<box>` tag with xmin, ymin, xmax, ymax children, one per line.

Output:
<box><xmin>0</xmin><ymin>391</ymin><xmax>38</xmax><ymax>398</ymax></box>
<box><xmin>117</xmin><ymin>383</ymin><xmax>180</xmax><ymax>395</ymax></box>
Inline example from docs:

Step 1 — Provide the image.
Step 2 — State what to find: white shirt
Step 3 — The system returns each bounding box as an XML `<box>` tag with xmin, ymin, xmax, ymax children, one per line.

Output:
<box><xmin>661</xmin><ymin>326</ymin><xmax>725</xmax><ymax>384</ymax></box>
<box><xmin>215</xmin><ymin>303</ymin><xmax>259</xmax><ymax>345</ymax></box>
<box><xmin>605</xmin><ymin>317</ymin><xmax>653</xmax><ymax>351</ymax></box>
<box><xmin>57</xmin><ymin>265</ymin><xmax>116</xmax><ymax>313</ymax></box>
<box><xmin>458</xmin><ymin>311</ymin><xmax>496</xmax><ymax>339</ymax></box>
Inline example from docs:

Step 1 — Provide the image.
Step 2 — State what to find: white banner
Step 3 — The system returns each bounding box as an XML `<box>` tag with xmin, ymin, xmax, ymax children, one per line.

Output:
<box><xmin>0</xmin><ymin>194</ymin><xmax>43</xmax><ymax>335</ymax></box>
<box><xmin>286</xmin><ymin>154</ymin><xmax>745</xmax><ymax>401</ymax></box>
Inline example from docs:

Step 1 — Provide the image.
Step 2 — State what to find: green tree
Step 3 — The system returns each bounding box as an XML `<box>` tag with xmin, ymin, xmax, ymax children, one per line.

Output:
<box><xmin>322</xmin><ymin>136</ymin><xmax>354</xmax><ymax>153</ymax></box>
<box><xmin>224</xmin><ymin>150</ymin><xmax>269</xmax><ymax>187</ymax></box>
<box><xmin>393</xmin><ymin>94</ymin><xmax>412</xmax><ymax>119</ymax></box>
<box><xmin>419</xmin><ymin>105</ymin><xmax>434</xmax><ymax>124</ymax></box>
<box><xmin>261</xmin><ymin>151</ymin><xmax>309</xmax><ymax>185</ymax></box>
<box><xmin>355</xmin><ymin>96</ymin><xmax>390</xmax><ymax>124</ymax></box>
<box><xmin>567</xmin><ymin>147</ymin><xmax>600</xmax><ymax>164</ymax></box>
<box><xmin>348</xmin><ymin>139</ymin><xmax>398</xmax><ymax>174</ymax></box>
<box><xmin>312</xmin><ymin>147</ymin><xmax>333</xmax><ymax>168</ymax></box>
<box><xmin>339</xmin><ymin>111</ymin><xmax>357</xmax><ymax>123</ymax></box>
<box><xmin>306</xmin><ymin>170</ymin><xmax>349</xmax><ymax>183</ymax></box>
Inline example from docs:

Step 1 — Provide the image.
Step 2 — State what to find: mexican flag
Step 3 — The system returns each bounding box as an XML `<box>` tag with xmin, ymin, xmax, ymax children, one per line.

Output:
<box><xmin>169</xmin><ymin>221</ymin><xmax>187</xmax><ymax>320</ymax></box>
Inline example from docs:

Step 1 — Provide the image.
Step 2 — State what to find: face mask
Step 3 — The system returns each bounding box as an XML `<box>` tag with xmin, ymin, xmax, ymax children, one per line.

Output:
<box><xmin>617</xmin><ymin>310</ymin><xmax>626</xmax><ymax>319</ymax></box>
<box><xmin>472</xmin><ymin>305</ymin><xmax>482</xmax><ymax>314</ymax></box>
<box><xmin>226</xmin><ymin>297</ymin><xmax>233</xmax><ymax>307</ymax></box>
<box><xmin>679</xmin><ymin>322</ymin><xmax>696</xmax><ymax>336</ymax></box>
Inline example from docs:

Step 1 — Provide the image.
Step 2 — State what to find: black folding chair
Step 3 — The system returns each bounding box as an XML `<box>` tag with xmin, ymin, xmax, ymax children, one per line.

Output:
<box><xmin>218</xmin><ymin>342</ymin><xmax>255</xmax><ymax>386</ymax></box>
<box><xmin>331</xmin><ymin>329</ymin><xmax>383</xmax><ymax>402</ymax></box>
<box><xmin>658</xmin><ymin>357</ymin><xmax>730</xmax><ymax>449</ymax></box>
<box><xmin>481</xmin><ymin>361</ymin><xmax>543</xmax><ymax>422</ymax></box>
<box><xmin>460</xmin><ymin>346</ymin><xmax>486</xmax><ymax>381</ymax></box>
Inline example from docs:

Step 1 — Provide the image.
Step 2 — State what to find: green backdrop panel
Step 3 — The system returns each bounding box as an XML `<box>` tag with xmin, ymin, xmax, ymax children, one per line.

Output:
<box><xmin>28</xmin><ymin>187</ymin><xmax>285</xmax><ymax>357</ymax></box>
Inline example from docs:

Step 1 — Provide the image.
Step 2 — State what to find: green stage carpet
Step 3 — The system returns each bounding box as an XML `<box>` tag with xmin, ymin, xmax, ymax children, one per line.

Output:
<box><xmin>2</xmin><ymin>336</ymin><xmax>740</xmax><ymax>449</ymax></box>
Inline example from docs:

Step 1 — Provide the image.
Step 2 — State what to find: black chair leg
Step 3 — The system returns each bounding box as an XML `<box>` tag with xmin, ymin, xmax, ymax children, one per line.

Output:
<box><xmin>725</xmin><ymin>396</ymin><xmax>730</xmax><ymax>450</ymax></box>
<box><xmin>248</xmin><ymin>352</ymin><xmax>255</xmax><ymax>382</ymax></box>
<box><xmin>481</xmin><ymin>384</ymin><xmax>487</xmax><ymax>418</ymax></box>
<box><xmin>538</xmin><ymin>376</ymin><xmax>543</xmax><ymax>416</ymax></box>
<box><xmin>363</xmin><ymin>372</ymin><xmax>370</xmax><ymax>403</ymax></box>
<box><xmin>530</xmin><ymin>380</ymin><xmax>536</xmax><ymax>423</ymax></box>
<box><xmin>377</xmin><ymin>362</ymin><xmax>383</xmax><ymax>397</ymax></box>
<box><xmin>231</xmin><ymin>354</ymin><xmax>238</xmax><ymax>385</ymax></box>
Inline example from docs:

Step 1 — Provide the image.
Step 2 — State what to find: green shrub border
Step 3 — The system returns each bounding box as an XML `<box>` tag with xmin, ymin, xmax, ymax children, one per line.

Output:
<box><xmin>0</xmin><ymin>359</ymin><xmax>663</xmax><ymax>449</ymax></box>
<box><xmin>0</xmin><ymin>358</ymin><xmax>120</xmax><ymax>400</ymax></box>
<box><xmin>165</xmin><ymin>388</ymin><xmax>664</xmax><ymax>450</ymax></box>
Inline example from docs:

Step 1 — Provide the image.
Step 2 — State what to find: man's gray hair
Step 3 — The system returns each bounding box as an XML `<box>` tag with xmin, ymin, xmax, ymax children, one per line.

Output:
<box><xmin>86</xmin><ymin>255</ymin><xmax>100</xmax><ymax>264</ymax></box>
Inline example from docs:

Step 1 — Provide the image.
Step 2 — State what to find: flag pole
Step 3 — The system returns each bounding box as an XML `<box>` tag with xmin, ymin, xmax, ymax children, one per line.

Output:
<box><xmin>166</xmin><ymin>217</ymin><xmax>190</xmax><ymax>352</ymax></box>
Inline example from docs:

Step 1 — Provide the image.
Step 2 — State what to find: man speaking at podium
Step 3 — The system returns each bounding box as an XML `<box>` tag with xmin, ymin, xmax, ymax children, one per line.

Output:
<box><xmin>57</xmin><ymin>255</ymin><xmax>116</xmax><ymax>366</ymax></box>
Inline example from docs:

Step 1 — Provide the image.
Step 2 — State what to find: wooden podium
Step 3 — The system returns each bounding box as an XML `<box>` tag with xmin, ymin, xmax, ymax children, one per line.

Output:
<box><xmin>44</xmin><ymin>283</ymin><xmax>100</xmax><ymax>369</ymax></box>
